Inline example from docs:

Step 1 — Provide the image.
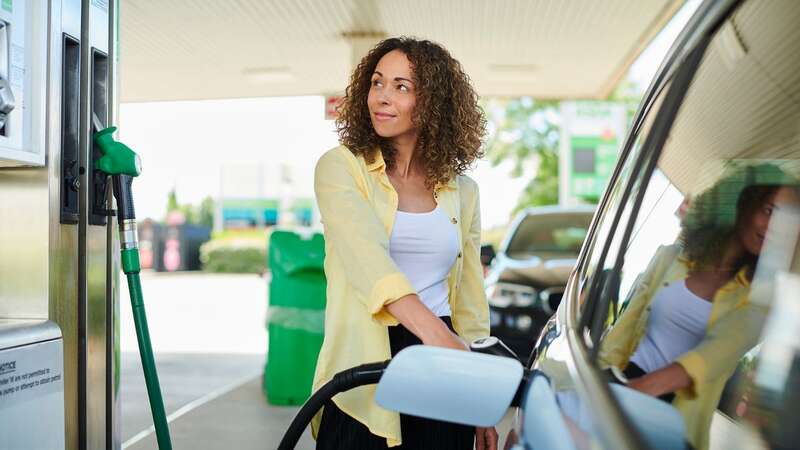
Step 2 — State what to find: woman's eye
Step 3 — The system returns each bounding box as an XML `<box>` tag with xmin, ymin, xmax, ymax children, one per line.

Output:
<box><xmin>371</xmin><ymin>79</ymin><xmax>382</xmax><ymax>87</ymax></box>
<box><xmin>398</xmin><ymin>84</ymin><xmax>409</xmax><ymax>92</ymax></box>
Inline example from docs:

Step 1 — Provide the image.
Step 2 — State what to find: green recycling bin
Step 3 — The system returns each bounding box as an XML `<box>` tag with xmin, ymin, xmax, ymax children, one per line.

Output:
<box><xmin>263</xmin><ymin>230</ymin><xmax>327</xmax><ymax>405</ymax></box>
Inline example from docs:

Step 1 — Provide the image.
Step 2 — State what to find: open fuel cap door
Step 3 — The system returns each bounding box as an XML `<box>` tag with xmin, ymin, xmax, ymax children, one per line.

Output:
<box><xmin>375</xmin><ymin>345</ymin><xmax>524</xmax><ymax>427</ymax></box>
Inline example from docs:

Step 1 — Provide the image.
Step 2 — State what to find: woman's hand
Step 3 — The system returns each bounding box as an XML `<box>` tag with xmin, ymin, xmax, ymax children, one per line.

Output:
<box><xmin>424</xmin><ymin>328</ymin><xmax>468</xmax><ymax>350</ymax></box>
<box><xmin>476</xmin><ymin>426</ymin><xmax>498</xmax><ymax>450</ymax></box>
<box><xmin>627</xmin><ymin>362</ymin><xmax>692</xmax><ymax>397</ymax></box>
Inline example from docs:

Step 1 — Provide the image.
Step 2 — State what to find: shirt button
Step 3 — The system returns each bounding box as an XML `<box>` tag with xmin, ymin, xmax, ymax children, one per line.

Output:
<box><xmin>451</xmin><ymin>217</ymin><xmax>458</xmax><ymax>224</ymax></box>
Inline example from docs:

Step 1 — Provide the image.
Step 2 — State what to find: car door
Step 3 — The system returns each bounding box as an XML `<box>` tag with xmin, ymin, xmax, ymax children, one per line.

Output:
<box><xmin>518</xmin><ymin>0</ymin><xmax>800</xmax><ymax>449</ymax></box>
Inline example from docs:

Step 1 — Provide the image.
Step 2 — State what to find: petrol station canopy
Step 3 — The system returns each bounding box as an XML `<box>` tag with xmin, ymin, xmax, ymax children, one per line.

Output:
<box><xmin>120</xmin><ymin>0</ymin><xmax>685</xmax><ymax>102</ymax></box>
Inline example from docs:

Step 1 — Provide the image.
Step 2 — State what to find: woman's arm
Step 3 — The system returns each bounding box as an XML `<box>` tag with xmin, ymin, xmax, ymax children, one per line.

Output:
<box><xmin>314</xmin><ymin>149</ymin><xmax>416</xmax><ymax>326</ymax></box>
<box><xmin>627</xmin><ymin>363</ymin><xmax>692</xmax><ymax>397</ymax></box>
<box><xmin>386</xmin><ymin>294</ymin><xmax>467</xmax><ymax>350</ymax></box>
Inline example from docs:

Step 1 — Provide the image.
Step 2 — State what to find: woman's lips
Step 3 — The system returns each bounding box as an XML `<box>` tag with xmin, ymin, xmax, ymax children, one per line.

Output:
<box><xmin>373</xmin><ymin>112</ymin><xmax>395</xmax><ymax>121</ymax></box>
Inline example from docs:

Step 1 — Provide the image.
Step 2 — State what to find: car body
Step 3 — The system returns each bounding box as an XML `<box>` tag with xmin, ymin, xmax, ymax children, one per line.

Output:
<box><xmin>484</xmin><ymin>206</ymin><xmax>595</xmax><ymax>359</ymax></box>
<box><xmin>510</xmin><ymin>1</ymin><xmax>800</xmax><ymax>449</ymax></box>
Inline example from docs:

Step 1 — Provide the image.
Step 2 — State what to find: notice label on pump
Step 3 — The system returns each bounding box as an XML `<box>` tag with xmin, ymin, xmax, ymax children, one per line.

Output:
<box><xmin>0</xmin><ymin>338</ymin><xmax>65</xmax><ymax>448</ymax></box>
<box><xmin>0</xmin><ymin>340</ymin><xmax>63</xmax><ymax>405</ymax></box>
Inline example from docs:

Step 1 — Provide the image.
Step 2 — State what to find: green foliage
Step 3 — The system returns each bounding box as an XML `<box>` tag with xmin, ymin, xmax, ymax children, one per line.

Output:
<box><xmin>200</xmin><ymin>228</ymin><xmax>270</xmax><ymax>273</ymax></box>
<box><xmin>483</xmin><ymin>97</ymin><xmax>561</xmax><ymax>213</ymax></box>
<box><xmin>200</xmin><ymin>238</ymin><xmax>267</xmax><ymax>274</ymax></box>
<box><xmin>198</xmin><ymin>197</ymin><xmax>215</xmax><ymax>228</ymax></box>
<box><xmin>166</xmin><ymin>189</ymin><xmax>179</xmax><ymax>212</ymax></box>
<box><xmin>164</xmin><ymin>189</ymin><xmax>215</xmax><ymax>227</ymax></box>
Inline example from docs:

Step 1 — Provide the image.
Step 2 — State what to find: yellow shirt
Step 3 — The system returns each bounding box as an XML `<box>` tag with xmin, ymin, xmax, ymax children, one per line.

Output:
<box><xmin>310</xmin><ymin>146</ymin><xmax>490</xmax><ymax>446</ymax></box>
<box><xmin>599</xmin><ymin>244</ymin><xmax>766</xmax><ymax>450</ymax></box>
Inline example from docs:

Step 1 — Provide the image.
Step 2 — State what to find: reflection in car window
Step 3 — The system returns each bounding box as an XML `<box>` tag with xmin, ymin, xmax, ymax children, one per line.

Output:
<box><xmin>573</xmin><ymin>82</ymin><xmax>672</xmax><ymax>318</ymax></box>
<box><xmin>592</xmin><ymin>2</ymin><xmax>800</xmax><ymax>450</ymax></box>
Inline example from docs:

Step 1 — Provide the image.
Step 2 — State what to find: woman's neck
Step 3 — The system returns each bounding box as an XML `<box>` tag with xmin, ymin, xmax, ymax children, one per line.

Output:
<box><xmin>391</xmin><ymin>133</ymin><xmax>419</xmax><ymax>180</ymax></box>
<box><xmin>718</xmin><ymin>239</ymin><xmax>745</xmax><ymax>271</ymax></box>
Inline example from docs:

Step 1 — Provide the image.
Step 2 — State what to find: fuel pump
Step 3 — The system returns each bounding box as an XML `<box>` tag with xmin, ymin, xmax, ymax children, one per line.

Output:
<box><xmin>93</xmin><ymin>121</ymin><xmax>172</xmax><ymax>450</ymax></box>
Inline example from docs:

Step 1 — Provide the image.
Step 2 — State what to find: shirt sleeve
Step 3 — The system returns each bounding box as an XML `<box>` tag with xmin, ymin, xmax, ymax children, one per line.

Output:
<box><xmin>314</xmin><ymin>148</ymin><xmax>416</xmax><ymax>326</ymax></box>
<box><xmin>675</xmin><ymin>300</ymin><xmax>766</xmax><ymax>398</ymax></box>
<box><xmin>452</xmin><ymin>178</ymin><xmax>490</xmax><ymax>343</ymax></box>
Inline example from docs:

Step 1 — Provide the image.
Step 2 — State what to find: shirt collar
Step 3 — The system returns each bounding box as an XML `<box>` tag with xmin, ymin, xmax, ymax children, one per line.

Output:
<box><xmin>678</xmin><ymin>254</ymin><xmax>752</xmax><ymax>289</ymax></box>
<box><xmin>436</xmin><ymin>177</ymin><xmax>458</xmax><ymax>191</ymax></box>
<box><xmin>366</xmin><ymin>148</ymin><xmax>386</xmax><ymax>172</ymax></box>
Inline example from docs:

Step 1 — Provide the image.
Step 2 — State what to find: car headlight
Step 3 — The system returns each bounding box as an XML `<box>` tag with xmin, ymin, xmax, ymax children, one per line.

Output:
<box><xmin>487</xmin><ymin>282</ymin><xmax>537</xmax><ymax>308</ymax></box>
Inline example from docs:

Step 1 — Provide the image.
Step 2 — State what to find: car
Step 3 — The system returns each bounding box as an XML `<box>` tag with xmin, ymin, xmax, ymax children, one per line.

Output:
<box><xmin>483</xmin><ymin>206</ymin><xmax>594</xmax><ymax>359</ymax></box>
<box><xmin>370</xmin><ymin>2</ymin><xmax>799</xmax><ymax>449</ymax></box>
<box><xmin>512</xmin><ymin>1</ymin><xmax>800</xmax><ymax>449</ymax></box>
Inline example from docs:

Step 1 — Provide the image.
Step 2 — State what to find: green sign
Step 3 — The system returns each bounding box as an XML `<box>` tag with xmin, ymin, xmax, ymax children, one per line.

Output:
<box><xmin>569</xmin><ymin>135</ymin><xmax>619</xmax><ymax>200</ymax></box>
<box><xmin>2</xmin><ymin>0</ymin><xmax>11</xmax><ymax>13</ymax></box>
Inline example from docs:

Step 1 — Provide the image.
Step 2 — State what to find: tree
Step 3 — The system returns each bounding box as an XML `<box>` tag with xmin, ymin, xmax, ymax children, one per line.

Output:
<box><xmin>163</xmin><ymin>190</ymin><xmax>214</xmax><ymax>227</ymax></box>
<box><xmin>483</xmin><ymin>97</ymin><xmax>561</xmax><ymax>213</ymax></box>
<box><xmin>197</xmin><ymin>196</ymin><xmax>215</xmax><ymax>228</ymax></box>
<box><xmin>166</xmin><ymin>188</ymin><xmax>179</xmax><ymax>212</ymax></box>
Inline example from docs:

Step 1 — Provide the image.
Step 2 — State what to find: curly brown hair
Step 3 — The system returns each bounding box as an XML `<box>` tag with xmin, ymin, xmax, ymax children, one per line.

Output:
<box><xmin>679</xmin><ymin>163</ymin><xmax>798</xmax><ymax>278</ymax></box>
<box><xmin>336</xmin><ymin>37</ymin><xmax>486</xmax><ymax>188</ymax></box>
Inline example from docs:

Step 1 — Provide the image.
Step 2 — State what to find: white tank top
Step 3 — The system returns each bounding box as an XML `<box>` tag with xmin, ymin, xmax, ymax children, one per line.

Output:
<box><xmin>389</xmin><ymin>206</ymin><xmax>459</xmax><ymax>317</ymax></box>
<box><xmin>629</xmin><ymin>279</ymin><xmax>712</xmax><ymax>373</ymax></box>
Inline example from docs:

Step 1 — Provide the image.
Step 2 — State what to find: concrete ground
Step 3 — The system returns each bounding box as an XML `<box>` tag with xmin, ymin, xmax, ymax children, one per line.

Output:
<box><xmin>120</xmin><ymin>271</ymin><xmax>313</xmax><ymax>449</ymax></box>
<box><xmin>119</xmin><ymin>271</ymin><xmax>511</xmax><ymax>450</ymax></box>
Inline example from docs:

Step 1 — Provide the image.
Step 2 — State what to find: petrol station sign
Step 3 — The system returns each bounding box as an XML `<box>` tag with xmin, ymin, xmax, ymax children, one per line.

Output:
<box><xmin>559</xmin><ymin>101</ymin><xmax>627</xmax><ymax>205</ymax></box>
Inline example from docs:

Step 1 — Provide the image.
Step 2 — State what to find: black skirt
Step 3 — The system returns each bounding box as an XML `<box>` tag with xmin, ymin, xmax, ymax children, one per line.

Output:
<box><xmin>316</xmin><ymin>316</ymin><xmax>475</xmax><ymax>450</ymax></box>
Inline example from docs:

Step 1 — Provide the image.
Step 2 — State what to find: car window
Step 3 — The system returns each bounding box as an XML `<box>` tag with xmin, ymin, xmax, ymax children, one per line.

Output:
<box><xmin>506</xmin><ymin>212</ymin><xmax>592</xmax><ymax>258</ymax></box>
<box><xmin>573</xmin><ymin>80</ymin><xmax>671</xmax><ymax>322</ymax></box>
<box><xmin>592</xmin><ymin>1</ymin><xmax>800</xmax><ymax>449</ymax></box>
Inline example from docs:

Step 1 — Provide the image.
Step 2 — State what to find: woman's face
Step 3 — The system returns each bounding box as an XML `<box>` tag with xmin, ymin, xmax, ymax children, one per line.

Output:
<box><xmin>367</xmin><ymin>49</ymin><xmax>417</xmax><ymax>143</ymax></box>
<box><xmin>737</xmin><ymin>188</ymin><xmax>787</xmax><ymax>255</ymax></box>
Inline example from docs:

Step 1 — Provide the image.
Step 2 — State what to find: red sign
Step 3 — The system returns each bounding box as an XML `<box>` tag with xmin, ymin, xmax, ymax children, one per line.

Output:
<box><xmin>325</xmin><ymin>95</ymin><xmax>343</xmax><ymax>120</ymax></box>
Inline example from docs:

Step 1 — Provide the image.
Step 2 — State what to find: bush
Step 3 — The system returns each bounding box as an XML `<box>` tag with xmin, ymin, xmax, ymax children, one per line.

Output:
<box><xmin>200</xmin><ymin>232</ymin><xmax>269</xmax><ymax>274</ymax></box>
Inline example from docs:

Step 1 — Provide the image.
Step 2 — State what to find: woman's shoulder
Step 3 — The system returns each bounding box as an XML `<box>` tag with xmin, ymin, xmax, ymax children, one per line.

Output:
<box><xmin>316</xmin><ymin>145</ymin><xmax>369</xmax><ymax>174</ymax></box>
<box><xmin>455</xmin><ymin>174</ymin><xmax>479</xmax><ymax>193</ymax></box>
<box><xmin>318</xmin><ymin>145</ymin><xmax>358</xmax><ymax>165</ymax></box>
<box><xmin>454</xmin><ymin>175</ymin><xmax>480</xmax><ymax>207</ymax></box>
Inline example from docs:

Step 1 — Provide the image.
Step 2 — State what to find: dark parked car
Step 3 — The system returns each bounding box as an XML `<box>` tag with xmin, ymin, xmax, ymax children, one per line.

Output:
<box><xmin>483</xmin><ymin>206</ymin><xmax>594</xmax><ymax>359</ymax></box>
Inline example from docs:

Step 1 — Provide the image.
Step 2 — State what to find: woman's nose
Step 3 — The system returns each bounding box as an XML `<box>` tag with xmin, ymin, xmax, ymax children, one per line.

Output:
<box><xmin>377</xmin><ymin>88</ymin><xmax>391</xmax><ymax>104</ymax></box>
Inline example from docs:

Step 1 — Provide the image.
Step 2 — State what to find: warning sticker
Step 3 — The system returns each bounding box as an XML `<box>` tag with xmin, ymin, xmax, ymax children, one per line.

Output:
<box><xmin>0</xmin><ymin>340</ymin><xmax>63</xmax><ymax>406</ymax></box>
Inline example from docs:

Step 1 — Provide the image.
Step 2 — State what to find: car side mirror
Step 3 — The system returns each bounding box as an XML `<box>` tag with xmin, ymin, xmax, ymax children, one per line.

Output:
<box><xmin>480</xmin><ymin>243</ymin><xmax>496</xmax><ymax>267</ymax></box>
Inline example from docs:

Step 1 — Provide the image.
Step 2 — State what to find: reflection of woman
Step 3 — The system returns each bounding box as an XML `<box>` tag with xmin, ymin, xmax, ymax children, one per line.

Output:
<box><xmin>600</xmin><ymin>165</ymin><xmax>798</xmax><ymax>450</ymax></box>
<box><xmin>311</xmin><ymin>38</ymin><xmax>495</xmax><ymax>449</ymax></box>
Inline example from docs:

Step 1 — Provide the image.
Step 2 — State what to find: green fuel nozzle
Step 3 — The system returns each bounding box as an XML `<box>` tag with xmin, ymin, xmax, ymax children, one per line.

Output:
<box><xmin>92</xmin><ymin>117</ymin><xmax>173</xmax><ymax>450</ymax></box>
<box><xmin>93</xmin><ymin>123</ymin><xmax>139</xmax><ymax>224</ymax></box>
<box><xmin>94</xmin><ymin>126</ymin><xmax>142</xmax><ymax>178</ymax></box>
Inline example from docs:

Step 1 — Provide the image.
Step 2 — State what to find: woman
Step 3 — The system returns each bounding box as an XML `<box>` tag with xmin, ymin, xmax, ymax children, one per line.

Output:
<box><xmin>600</xmin><ymin>164</ymin><xmax>799</xmax><ymax>450</ymax></box>
<box><xmin>311</xmin><ymin>37</ymin><xmax>497</xmax><ymax>449</ymax></box>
